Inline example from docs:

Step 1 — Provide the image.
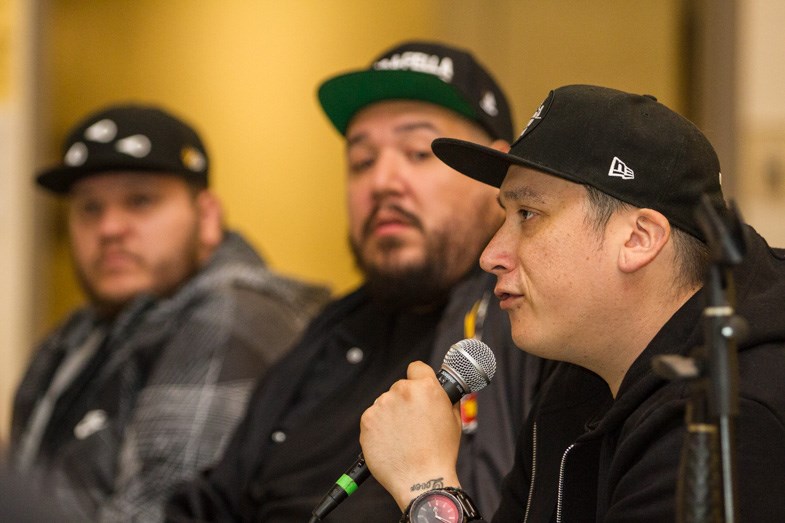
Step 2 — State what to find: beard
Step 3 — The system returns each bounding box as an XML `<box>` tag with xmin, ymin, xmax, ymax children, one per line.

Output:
<box><xmin>73</xmin><ymin>224</ymin><xmax>203</xmax><ymax>319</ymax></box>
<box><xmin>351</xmin><ymin>233</ymin><xmax>453</xmax><ymax>309</ymax></box>
<box><xmin>350</xmin><ymin>203</ymin><xmax>496</xmax><ymax>309</ymax></box>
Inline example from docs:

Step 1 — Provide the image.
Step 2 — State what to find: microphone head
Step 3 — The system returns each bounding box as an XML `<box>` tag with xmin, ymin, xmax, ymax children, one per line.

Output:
<box><xmin>442</xmin><ymin>339</ymin><xmax>496</xmax><ymax>393</ymax></box>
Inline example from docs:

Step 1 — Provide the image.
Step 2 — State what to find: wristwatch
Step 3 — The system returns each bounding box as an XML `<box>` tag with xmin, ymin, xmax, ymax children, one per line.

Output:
<box><xmin>400</xmin><ymin>487</ymin><xmax>482</xmax><ymax>523</ymax></box>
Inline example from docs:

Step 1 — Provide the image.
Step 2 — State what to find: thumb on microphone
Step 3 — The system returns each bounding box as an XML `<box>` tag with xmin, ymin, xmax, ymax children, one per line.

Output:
<box><xmin>359</xmin><ymin>361</ymin><xmax>463</xmax><ymax>511</ymax></box>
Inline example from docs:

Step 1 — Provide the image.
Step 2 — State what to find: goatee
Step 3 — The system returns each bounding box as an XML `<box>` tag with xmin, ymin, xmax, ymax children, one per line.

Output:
<box><xmin>350</xmin><ymin>234</ymin><xmax>454</xmax><ymax>310</ymax></box>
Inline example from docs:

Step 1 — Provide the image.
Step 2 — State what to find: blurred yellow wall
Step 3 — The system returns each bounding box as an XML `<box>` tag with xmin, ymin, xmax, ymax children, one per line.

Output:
<box><xmin>38</xmin><ymin>0</ymin><xmax>685</xmax><ymax>332</ymax></box>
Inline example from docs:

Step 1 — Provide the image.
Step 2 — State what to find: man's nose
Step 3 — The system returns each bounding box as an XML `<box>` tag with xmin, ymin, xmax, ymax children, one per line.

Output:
<box><xmin>369</xmin><ymin>150</ymin><xmax>407</xmax><ymax>197</ymax></box>
<box><xmin>96</xmin><ymin>205</ymin><xmax>131</xmax><ymax>238</ymax></box>
<box><xmin>480</xmin><ymin>223</ymin><xmax>513</xmax><ymax>275</ymax></box>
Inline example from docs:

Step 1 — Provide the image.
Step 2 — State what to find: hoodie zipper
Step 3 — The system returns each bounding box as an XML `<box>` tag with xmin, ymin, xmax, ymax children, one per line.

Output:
<box><xmin>523</xmin><ymin>422</ymin><xmax>538</xmax><ymax>523</ymax></box>
<box><xmin>555</xmin><ymin>443</ymin><xmax>576</xmax><ymax>523</ymax></box>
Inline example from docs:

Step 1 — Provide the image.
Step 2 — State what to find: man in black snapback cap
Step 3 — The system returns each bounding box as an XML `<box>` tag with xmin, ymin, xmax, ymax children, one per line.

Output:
<box><xmin>167</xmin><ymin>41</ymin><xmax>545</xmax><ymax>522</ymax></box>
<box><xmin>11</xmin><ymin>103</ymin><xmax>329</xmax><ymax>520</ymax></box>
<box><xmin>361</xmin><ymin>85</ymin><xmax>785</xmax><ymax>521</ymax></box>
<box><xmin>35</xmin><ymin>104</ymin><xmax>211</xmax><ymax>193</ymax></box>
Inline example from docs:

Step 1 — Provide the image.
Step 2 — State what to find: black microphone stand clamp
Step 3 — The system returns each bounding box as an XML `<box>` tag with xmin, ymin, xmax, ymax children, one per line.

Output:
<box><xmin>652</xmin><ymin>195</ymin><xmax>747</xmax><ymax>523</ymax></box>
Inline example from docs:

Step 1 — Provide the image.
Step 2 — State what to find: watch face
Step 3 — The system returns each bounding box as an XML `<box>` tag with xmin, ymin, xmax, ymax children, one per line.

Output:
<box><xmin>411</xmin><ymin>492</ymin><xmax>461</xmax><ymax>523</ymax></box>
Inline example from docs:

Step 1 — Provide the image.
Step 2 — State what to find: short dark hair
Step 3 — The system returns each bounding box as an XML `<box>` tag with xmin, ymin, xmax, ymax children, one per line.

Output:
<box><xmin>583</xmin><ymin>185</ymin><xmax>708</xmax><ymax>289</ymax></box>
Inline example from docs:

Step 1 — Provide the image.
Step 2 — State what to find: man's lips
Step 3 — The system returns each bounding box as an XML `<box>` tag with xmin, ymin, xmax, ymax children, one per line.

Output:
<box><xmin>364</xmin><ymin>207</ymin><xmax>421</xmax><ymax>238</ymax></box>
<box><xmin>96</xmin><ymin>250</ymin><xmax>140</xmax><ymax>271</ymax></box>
<box><xmin>371</xmin><ymin>218</ymin><xmax>411</xmax><ymax>235</ymax></box>
<box><xmin>495</xmin><ymin>287</ymin><xmax>524</xmax><ymax>308</ymax></box>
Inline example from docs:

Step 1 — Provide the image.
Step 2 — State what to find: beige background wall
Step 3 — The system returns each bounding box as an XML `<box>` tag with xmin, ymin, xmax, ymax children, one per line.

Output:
<box><xmin>737</xmin><ymin>0</ymin><xmax>785</xmax><ymax>242</ymax></box>
<box><xmin>1</xmin><ymin>0</ymin><xmax>37</xmax><ymax>444</ymax></box>
<box><xmin>10</xmin><ymin>0</ymin><xmax>768</xmax><ymax>440</ymax></box>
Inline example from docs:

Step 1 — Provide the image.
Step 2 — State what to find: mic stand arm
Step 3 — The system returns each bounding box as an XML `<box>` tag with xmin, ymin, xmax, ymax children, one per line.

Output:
<box><xmin>652</xmin><ymin>195</ymin><xmax>746</xmax><ymax>523</ymax></box>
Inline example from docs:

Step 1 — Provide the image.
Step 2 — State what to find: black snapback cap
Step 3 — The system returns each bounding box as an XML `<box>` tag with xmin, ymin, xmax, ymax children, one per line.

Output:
<box><xmin>432</xmin><ymin>84</ymin><xmax>725</xmax><ymax>241</ymax></box>
<box><xmin>36</xmin><ymin>104</ymin><xmax>209</xmax><ymax>194</ymax></box>
<box><xmin>318</xmin><ymin>40</ymin><xmax>514</xmax><ymax>142</ymax></box>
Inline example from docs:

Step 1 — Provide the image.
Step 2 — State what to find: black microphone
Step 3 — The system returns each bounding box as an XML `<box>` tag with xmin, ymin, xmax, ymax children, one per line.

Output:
<box><xmin>309</xmin><ymin>338</ymin><xmax>497</xmax><ymax>522</ymax></box>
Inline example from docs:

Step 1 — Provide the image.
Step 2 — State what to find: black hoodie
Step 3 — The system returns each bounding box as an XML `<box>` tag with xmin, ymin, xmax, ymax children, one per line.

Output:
<box><xmin>491</xmin><ymin>226</ymin><xmax>785</xmax><ymax>522</ymax></box>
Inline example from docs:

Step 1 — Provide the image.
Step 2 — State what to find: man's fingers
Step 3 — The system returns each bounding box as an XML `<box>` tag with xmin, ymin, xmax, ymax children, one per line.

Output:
<box><xmin>406</xmin><ymin>360</ymin><xmax>436</xmax><ymax>380</ymax></box>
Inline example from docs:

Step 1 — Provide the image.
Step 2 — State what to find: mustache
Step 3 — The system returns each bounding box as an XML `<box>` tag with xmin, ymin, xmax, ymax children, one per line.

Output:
<box><xmin>362</xmin><ymin>203</ymin><xmax>423</xmax><ymax>240</ymax></box>
<box><xmin>94</xmin><ymin>246</ymin><xmax>144</xmax><ymax>267</ymax></box>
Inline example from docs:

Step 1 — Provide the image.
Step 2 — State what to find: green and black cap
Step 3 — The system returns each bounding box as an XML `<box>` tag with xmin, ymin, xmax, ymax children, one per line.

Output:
<box><xmin>318</xmin><ymin>40</ymin><xmax>513</xmax><ymax>142</ymax></box>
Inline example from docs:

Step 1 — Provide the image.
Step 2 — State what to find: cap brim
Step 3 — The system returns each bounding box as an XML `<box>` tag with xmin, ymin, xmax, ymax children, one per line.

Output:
<box><xmin>431</xmin><ymin>137</ymin><xmax>520</xmax><ymax>188</ymax></box>
<box><xmin>318</xmin><ymin>70</ymin><xmax>477</xmax><ymax>135</ymax></box>
<box><xmin>433</xmin><ymin>137</ymin><xmax>594</xmax><ymax>190</ymax></box>
<box><xmin>35</xmin><ymin>164</ymin><xmax>205</xmax><ymax>194</ymax></box>
<box><xmin>36</xmin><ymin>165</ymin><xmax>102</xmax><ymax>194</ymax></box>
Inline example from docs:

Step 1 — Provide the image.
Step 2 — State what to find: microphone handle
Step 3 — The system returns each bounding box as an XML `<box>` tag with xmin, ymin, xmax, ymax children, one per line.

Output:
<box><xmin>310</xmin><ymin>454</ymin><xmax>371</xmax><ymax>522</ymax></box>
<box><xmin>438</xmin><ymin>368</ymin><xmax>465</xmax><ymax>404</ymax></box>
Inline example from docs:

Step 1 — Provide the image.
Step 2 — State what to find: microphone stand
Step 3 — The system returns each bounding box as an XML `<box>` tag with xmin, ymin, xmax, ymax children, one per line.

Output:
<box><xmin>652</xmin><ymin>195</ymin><xmax>746</xmax><ymax>523</ymax></box>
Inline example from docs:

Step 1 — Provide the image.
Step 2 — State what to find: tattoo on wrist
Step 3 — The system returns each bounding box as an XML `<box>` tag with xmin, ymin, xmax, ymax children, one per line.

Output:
<box><xmin>410</xmin><ymin>477</ymin><xmax>444</xmax><ymax>492</ymax></box>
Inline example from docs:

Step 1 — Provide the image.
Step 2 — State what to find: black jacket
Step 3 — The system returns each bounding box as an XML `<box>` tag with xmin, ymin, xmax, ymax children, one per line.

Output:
<box><xmin>166</xmin><ymin>269</ymin><xmax>545</xmax><ymax>522</ymax></box>
<box><xmin>492</xmin><ymin>226</ymin><xmax>785</xmax><ymax>522</ymax></box>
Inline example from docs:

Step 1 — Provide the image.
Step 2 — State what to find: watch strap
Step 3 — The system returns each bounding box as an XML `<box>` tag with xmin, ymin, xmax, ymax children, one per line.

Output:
<box><xmin>444</xmin><ymin>487</ymin><xmax>482</xmax><ymax>521</ymax></box>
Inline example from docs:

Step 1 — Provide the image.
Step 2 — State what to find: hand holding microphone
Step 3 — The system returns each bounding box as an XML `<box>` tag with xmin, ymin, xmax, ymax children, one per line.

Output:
<box><xmin>309</xmin><ymin>339</ymin><xmax>496</xmax><ymax>521</ymax></box>
<box><xmin>361</xmin><ymin>360</ymin><xmax>465</xmax><ymax>509</ymax></box>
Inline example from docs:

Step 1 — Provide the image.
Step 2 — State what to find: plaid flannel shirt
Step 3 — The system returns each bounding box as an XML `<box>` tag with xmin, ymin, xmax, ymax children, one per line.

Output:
<box><xmin>11</xmin><ymin>231</ymin><xmax>329</xmax><ymax>521</ymax></box>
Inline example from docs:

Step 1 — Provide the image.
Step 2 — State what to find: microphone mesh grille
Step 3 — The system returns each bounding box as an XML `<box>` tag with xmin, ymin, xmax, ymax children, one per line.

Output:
<box><xmin>443</xmin><ymin>339</ymin><xmax>497</xmax><ymax>393</ymax></box>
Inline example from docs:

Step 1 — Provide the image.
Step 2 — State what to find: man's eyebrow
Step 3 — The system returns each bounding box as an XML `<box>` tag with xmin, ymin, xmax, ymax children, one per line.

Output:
<box><xmin>392</xmin><ymin>121</ymin><xmax>441</xmax><ymax>135</ymax></box>
<box><xmin>346</xmin><ymin>132</ymin><xmax>368</xmax><ymax>148</ymax></box>
<box><xmin>498</xmin><ymin>186</ymin><xmax>547</xmax><ymax>207</ymax></box>
<box><xmin>346</xmin><ymin>121</ymin><xmax>441</xmax><ymax>148</ymax></box>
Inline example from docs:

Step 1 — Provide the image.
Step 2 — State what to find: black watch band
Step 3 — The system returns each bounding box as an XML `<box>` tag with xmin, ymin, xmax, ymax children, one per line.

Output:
<box><xmin>400</xmin><ymin>487</ymin><xmax>482</xmax><ymax>523</ymax></box>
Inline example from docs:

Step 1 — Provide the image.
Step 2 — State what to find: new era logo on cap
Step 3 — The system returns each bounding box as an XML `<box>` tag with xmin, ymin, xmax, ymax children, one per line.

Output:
<box><xmin>608</xmin><ymin>157</ymin><xmax>634</xmax><ymax>180</ymax></box>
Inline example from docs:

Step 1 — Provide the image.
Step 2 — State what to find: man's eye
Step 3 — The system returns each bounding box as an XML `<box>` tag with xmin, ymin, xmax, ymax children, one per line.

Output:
<box><xmin>128</xmin><ymin>194</ymin><xmax>154</xmax><ymax>208</ymax></box>
<box><xmin>519</xmin><ymin>209</ymin><xmax>536</xmax><ymax>221</ymax></box>
<box><xmin>78</xmin><ymin>201</ymin><xmax>102</xmax><ymax>216</ymax></box>
<box><xmin>348</xmin><ymin>158</ymin><xmax>375</xmax><ymax>173</ymax></box>
<box><xmin>407</xmin><ymin>150</ymin><xmax>433</xmax><ymax>162</ymax></box>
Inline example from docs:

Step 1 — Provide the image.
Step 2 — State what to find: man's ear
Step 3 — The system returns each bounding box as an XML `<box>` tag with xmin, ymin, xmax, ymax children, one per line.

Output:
<box><xmin>618</xmin><ymin>208</ymin><xmax>671</xmax><ymax>273</ymax></box>
<box><xmin>196</xmin><ymin>190</ymin><xmax>224</xmax><ymax>262</ymax></box>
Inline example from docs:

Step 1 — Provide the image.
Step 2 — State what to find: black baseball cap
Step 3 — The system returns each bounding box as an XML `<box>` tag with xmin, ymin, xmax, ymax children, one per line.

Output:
<box><xmin>432</xmin><ymin>84</ymin><xmax>726</xmax><ymax>241</ymax></box>
<box><xmin>318</xmin><ymin>40</ymin><xmax>514</xmax><ymax>142</ymax></box>
<box><xmin>36</xmin><ymin>104</ymin><xmax>209</xmax><ymax>194</ymax></box>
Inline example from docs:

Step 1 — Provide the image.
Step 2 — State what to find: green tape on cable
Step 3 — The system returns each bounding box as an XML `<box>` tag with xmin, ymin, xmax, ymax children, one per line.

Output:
<box><xmin>336</xmin><ymin>474</ymin><xmax>358</xmax><ymax>495</ymax></box>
